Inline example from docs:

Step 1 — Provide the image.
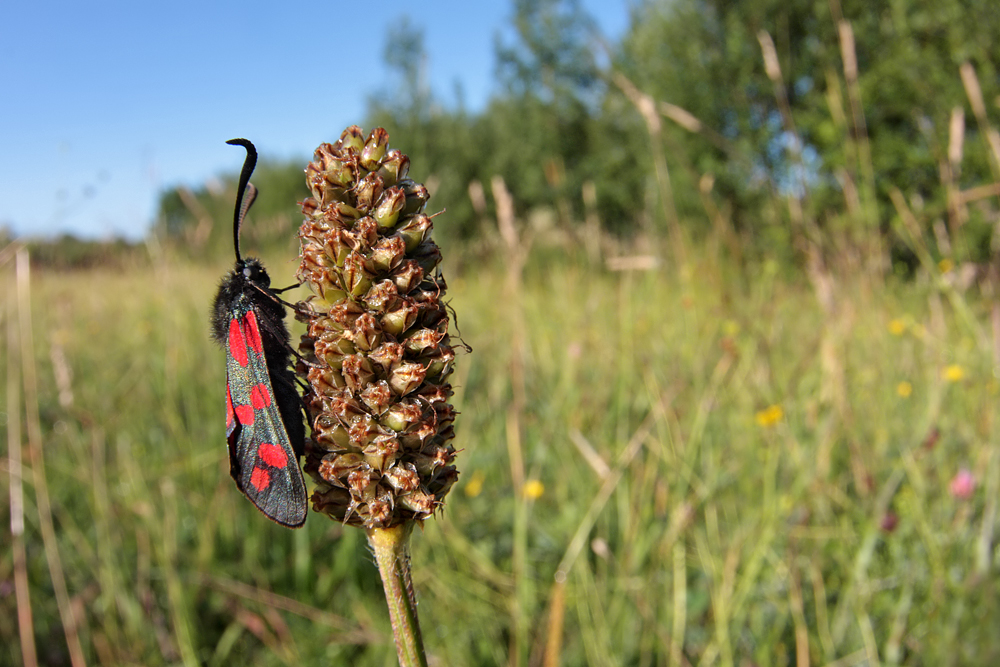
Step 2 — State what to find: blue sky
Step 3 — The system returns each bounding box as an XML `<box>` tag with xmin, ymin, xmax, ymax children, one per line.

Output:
<box><xmin>0</xmin><ymin>1</ymin><xmax>631</xmax><ymax>241</ymax></box>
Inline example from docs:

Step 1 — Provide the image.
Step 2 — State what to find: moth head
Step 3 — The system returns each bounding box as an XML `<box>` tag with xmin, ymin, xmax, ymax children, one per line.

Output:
<box><xmin>241</xmin><ymin>257</ymin><xmax>271</xmax><ymax>288</ymax></box>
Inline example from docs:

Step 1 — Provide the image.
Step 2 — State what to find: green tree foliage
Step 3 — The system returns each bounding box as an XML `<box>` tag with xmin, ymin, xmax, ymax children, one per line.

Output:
<box><xmin>157</xmin><ymin>0</ymin><xmax>1000</xmax><ymax>263</ymax></box>
<box><xmin>155</xmin><ymin>158</ymin><xmax>308</xmax><ymax>259</ymax></box>
<box><xmin>367</xmin><ymin>18</ymin><xmax>482</xmax><ymax>243</ymax></box>
<box><xmin>367</xmin><ymin>0</ymin><xmax>604</xmax><ymax>241</ymax></box>
<box><xmin>614</xmin><ymin>0</ymin><xmax>1000</xmax><ymax>258</ymax></box>
<box><xmin>25</xmin><ymin>234</ymin><xmax>144</xmax><ymax>271</ymax></box>
<box><xmin>495</xmin><ymin>0</ymin><xmax>599</xmax><ymax>100</ymax></box>
<box><xmin>474</xmin><ymin>0</ymin><xmax>602</xmax><ymax>227</ymax></box>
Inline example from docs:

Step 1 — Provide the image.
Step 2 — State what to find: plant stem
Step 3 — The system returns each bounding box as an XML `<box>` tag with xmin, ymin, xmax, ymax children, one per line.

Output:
<box><xmin>367</xmin><ymin>524</ymin><xmax>428</xmax><ymax>667</ymax></box>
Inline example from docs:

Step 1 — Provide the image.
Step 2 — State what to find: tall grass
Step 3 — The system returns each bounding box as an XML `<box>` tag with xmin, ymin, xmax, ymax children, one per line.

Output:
<box><xmin>3</xmin><ymin>220</ymin><xmax>999</xmax><ymax>664</ymax></box>
<box><xmin>5</xmin><ymin>26</ymin><xmax>1000</xmax><ymax>667</ymax></box>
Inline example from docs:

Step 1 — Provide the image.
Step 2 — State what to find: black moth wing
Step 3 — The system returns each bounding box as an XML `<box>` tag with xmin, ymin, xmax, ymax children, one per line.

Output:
<box><xmin>214</xmin><ymin>259</ymin><xmax>308</xmax><ymax>528</ymax></box>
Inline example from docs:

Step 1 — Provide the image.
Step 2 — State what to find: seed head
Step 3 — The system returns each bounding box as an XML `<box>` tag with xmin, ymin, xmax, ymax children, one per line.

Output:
<box><xmin>297</xmin><ymin>127</ymin><xmax>458</xmax><ymax>529</ymax></box>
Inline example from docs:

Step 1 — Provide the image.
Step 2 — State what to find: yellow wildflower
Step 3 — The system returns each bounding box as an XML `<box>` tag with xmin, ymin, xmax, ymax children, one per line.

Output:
<box><xmin>888</xmin><ymin>319</ymin><xmax>906</xmax><ymax>336</ymax></box>
<box><xmin>523</xmin><ymin>480</ymin><xmax>545</xmax><ymax>499</ymax></box>
<box><xmin>896</xmin><ymin>381</ymin><xmax>912</xmax><ymax>398</ymax></box>
<box><xmin>464</xmin><ymin>470</ymin><xmax>485</xmax><ymax>498</ymax></box>
<box><xmin>938</xmin><ymin>258</ymin><xmax>954</xmax><ymax>274</ymax></box>
<box><xmin>943</xmin><ymin>365</ymin><xmax>964</xmax><ymax>383</ymax></box>
<box><xmin>755</xmin><ymin>404</ymin><xmax>784</xmax><ymax>428</ymax></box>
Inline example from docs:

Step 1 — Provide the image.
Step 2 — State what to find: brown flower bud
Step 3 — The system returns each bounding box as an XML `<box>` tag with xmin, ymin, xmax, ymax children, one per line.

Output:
<box><xmin>297</xmin><ymin>128</ymin><xmax>461</xmax><ymax>529</ymax></box>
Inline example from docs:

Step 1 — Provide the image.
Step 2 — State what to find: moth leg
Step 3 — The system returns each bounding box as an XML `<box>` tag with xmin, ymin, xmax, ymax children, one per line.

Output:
<box><xmin>272</xmin><ymin>282</ymin><xmax>300</xmax><ymax>294</ymax></box>
<box><xmin>250</xmin><ymin>281</ymin><xmax>307</xmax><ymax>312</ymax></box>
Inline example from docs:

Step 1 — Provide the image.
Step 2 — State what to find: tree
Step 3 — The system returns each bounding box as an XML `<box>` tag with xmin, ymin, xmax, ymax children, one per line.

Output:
<box><xmin>614</xmin><ymin>0</ymin><xmax>1000</xmax><ymax>259</ymax></box>
<box><xmin>367</xmin><ymin>0</ymin><xmax>607</xmax><ymax>241</ymax></box>
<box><xmin>154</xmin><ymin>158</ymin><xmax>308</xmax><ymax>258</ymax></box>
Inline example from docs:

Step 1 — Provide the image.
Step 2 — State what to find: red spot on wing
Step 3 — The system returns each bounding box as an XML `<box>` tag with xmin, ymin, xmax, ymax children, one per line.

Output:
<box><xmin>229</xmin><ymin>318</ymin><xmax>249</xmax><ymax>367</ymax></box>
<box><xmin>258</xmin><ymin>443</ymin><xmax>289</xmax><ymax>469</ymax></box>
<box><xmin>234</xmin><ymin>404</ymin><xmax>254</xmax><ymax>425</ymax></box>
<box><xmin>244</xmin><ymin>311</ymin><xmax>264</xmax><ymax>354</ymax></box>
<box><xmin>250</xmin><ymin>383</ymin><xmax>271</xmax><ymax>409</ymax></box>
<box><xmin>250</xmin><ymin>466</ymin><xmax>271</xmax><ymax>491</ymax></box>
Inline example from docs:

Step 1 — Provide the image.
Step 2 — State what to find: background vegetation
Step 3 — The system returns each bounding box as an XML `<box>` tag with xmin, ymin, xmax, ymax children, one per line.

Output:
<box><xmin>4</xmin><ymin>0</ymin><xmax>1000</xmax><ymax>664</ymax></box>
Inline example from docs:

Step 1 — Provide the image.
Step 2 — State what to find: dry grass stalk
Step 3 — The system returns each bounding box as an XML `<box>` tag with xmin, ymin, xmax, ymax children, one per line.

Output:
<box><xmin>491</xmin><ymin>173</ymin><xmax>530</xmax><ymax>667</ymax></box>
<box><xmin>611</xmin><ymin>72</ymin><xmax>685</xmax><ymax>264</ymax></box>
<box><xmin>5</xmin><ymin>245</ymin><xmax>37</xmax><ymax>667</ymax></box>
<box><xmin>15</xmin><ymin>249</ymin><xmax>88</xmax><ymax>667</ymax></box>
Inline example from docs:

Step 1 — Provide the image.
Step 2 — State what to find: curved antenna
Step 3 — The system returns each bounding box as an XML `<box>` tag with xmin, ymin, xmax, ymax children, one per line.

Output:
<box><xmin>225</xmin><ymin>138</ymin><xmax>258</xmax><ymax>263</ymax></box>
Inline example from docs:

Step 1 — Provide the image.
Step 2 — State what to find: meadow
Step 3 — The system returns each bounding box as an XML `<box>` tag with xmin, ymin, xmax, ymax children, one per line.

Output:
<box><xmin>3</xmin><ymin>0</ymin><xmax>999</xmax><ymax>661</ymax></box>
<box><xmin>3</xmin><ymin>215</ymin><xmax>999</xmax><ymax>665</ymax></box>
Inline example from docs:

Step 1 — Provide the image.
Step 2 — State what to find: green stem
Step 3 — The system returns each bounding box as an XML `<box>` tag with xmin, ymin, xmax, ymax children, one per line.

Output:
<box><xmin>367</xmin><ymin>524</ymin><xmax>428</xmax><ymax>667</ymax></box>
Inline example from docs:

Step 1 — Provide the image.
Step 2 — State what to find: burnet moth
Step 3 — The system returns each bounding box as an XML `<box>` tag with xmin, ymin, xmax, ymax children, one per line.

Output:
<box><xmin>211</xmin><ymin>138</ymin><xmax>308</xmax><ymax>527</ymax></box>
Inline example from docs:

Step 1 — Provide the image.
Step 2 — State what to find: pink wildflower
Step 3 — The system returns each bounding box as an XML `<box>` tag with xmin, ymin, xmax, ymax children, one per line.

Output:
<box><xmin>949</xmin><ymin>468</ymin><xmax>976</xmax><ymax>500</ymax></box>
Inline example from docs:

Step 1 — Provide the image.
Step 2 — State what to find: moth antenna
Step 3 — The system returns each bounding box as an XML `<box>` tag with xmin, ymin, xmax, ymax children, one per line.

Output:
<box><xmin>225</xmin><ymin>138</ymin><xmax>258</xmax><ymax>264</ymax></box>
<box><xmin>237</xmin><ymin>183</ymin><xmax>259</xmax><ymax>250</ymax></box>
